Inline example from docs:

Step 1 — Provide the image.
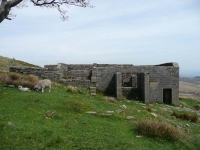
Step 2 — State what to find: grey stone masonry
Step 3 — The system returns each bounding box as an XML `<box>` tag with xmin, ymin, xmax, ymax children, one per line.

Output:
<box><xmin>10</xmin><ymin>62</ymin><xmax>179</xmax><ymax>104</ymax></box>
<box><xmin>90</xmin><ymin>87</ymin><xmax>96</xmax><ymax>96</ymax></box>
<box><xmin>115</xmin><ymin>72</ymin><xmax>122</xmax><ymax>99</ymax></box>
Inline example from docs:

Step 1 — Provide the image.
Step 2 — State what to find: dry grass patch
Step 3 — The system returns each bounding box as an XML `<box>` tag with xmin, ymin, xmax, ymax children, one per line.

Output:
<box><xmin>171</xmin><ymin>111</ymin><xmax>198</xmax><ymax>123</ymax></box>
<box><xmin>0</xmin><ymin>73</ymin><xmax>38</xmax><ymax>89</ymax></box>
<box><xmin>194</xmin><ymin>104</ymin><xmax>200</xmax><ymax>110</ymax></box>
<box><xmin>65</xmin><ymin>101</ymin><xmax>91</xmax><ymax>113</ymax></box>
<box><xmin>67</xmin><ymin>85</ymin><xmax>77</xmax><ymax>93</ymax></box>
<box><xmin>146</xmin><ymin>107</ymin><xmax>152</xmax><ymax>112</ymax></box>
<box><xmin>103</xmin><ymin>96</ymin><xmax>117</xmax><ymax>103</ymax></box>
<box><xmin>136</xmin><ymin>120</ymin><xmax>181</xmax><ymax>142</ymax></box>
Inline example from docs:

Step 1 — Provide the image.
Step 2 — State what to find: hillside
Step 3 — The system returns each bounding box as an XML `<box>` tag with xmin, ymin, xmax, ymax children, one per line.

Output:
<box><xmin>179</xmin><ymin>77</ymin><xmax>200</xmax><ymax>100</ymax></box>
<box><xmin>0</xmin><ymin>82</ymin><xmax>200</xmax><ymax>149</ymax></box>
<box><xmin>0</xmin><ymin>57</ymin><xmax>200</xmax><ymax>149</ymax></box>
<box><xmin>0</xmin><ymin>56</ymin><xmax>41</xmax><ymax>73</ymax></box>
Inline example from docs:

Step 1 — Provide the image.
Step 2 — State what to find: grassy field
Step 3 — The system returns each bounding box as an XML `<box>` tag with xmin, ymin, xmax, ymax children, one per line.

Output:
<box><xmin>0</xmin><ymin>81</ymin><xmax>200</xmax><ymax>149</ymax></box>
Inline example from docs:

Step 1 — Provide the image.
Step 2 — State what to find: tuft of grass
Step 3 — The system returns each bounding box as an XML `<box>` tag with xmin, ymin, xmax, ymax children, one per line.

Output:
<box><xmin>0</xmin><ymin>73</ymin><xmax>38</xmax><ymax>89</ymax></box>
<box><xmin>67</xmin><ymin>85</ymin><xmax>77</xmax><ymax>93</ymax></box>
<box><xmin>194</xmin><ymin>104</ymin><xmax>200</xmax><ymax>110</ymax></box>
<box><xmin>171</xmin><ymin>110</ymin><xmax>179</xmax><ymax>118</ymax></box>
<box><xmin>9</xmin><ymin>73</ymin><xmax>21</xmax><ymax>80</ymax></box>
<box><xmin>146</xmin><ymin>107</ymin><xmax>152</xmax><ymax>112</ymax></box>
<box><xmin>103</xmin><ymin>96</ymin><xmax>117</xmax><ymax>103</ymax></box>
<box><xmin>136</xmin><ymin>120</ymin><xmax>181</xmax><ymax>142</ymax></box>
<box><xmin>65</xmin><ymin>101</ymin><xmax>91</xmax><ymax>113</ymax></box>
<box><xmin>171</xmin><ymin>111</ymin><xmax>198</xmax><ymax>123</ymax></box>
<box><xmin>0</xmin><ymin>74</ymin><xmax>12</xmax><ymax>84</ymax></box>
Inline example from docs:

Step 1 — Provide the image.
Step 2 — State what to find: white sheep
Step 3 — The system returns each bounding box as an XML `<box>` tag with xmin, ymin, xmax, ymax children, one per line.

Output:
<box><xmin>34</xmin><ymin>79</ymin><xmax>51</xmax><ymax>93</ymax></box>
<box><xmin>18</xmin><ymin>85</ymin><xmax>30</xmax><ymax>92</ymax></box>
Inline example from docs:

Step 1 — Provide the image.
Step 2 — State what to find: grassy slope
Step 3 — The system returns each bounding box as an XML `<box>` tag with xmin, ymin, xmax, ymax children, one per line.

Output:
<box><xmin>0</xmin><ymin>56</ymin><xmax>199</xmax><ymax>149</ymax></box>
<box><xmin>0</xmin><ymin>56</ymin><xmax>41</xmax><ymax>73</ymax></box>
<box><xmin>0</xmin><ymin>83</ymin><xmax>200</xmax><ymax>150</ymax></box>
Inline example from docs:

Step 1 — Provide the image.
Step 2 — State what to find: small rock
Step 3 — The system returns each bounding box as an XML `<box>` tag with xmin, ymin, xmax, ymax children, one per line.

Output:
<box><xmin>136</xmin><ymin>135</ymin><xmax>143</xmax><ymax>138</ymax></box>
<box><xmin>126</xmin><ymin>116</ymin><xmax>135</xmax><ymax>119</ymax></box>
<box><xmin>115</xmin><ymin>109</ymin><xmax>123</xmax><ymax>113</ymax></box>
<box><xmin>151</xmin><ymin>113</ymin><xmax>157</xmax><ymax>118</ymax></box>
<box><xmin>86</xmin><ymin>111</ymin><xmax>97</xmax><ymax>114</ymax></box>
<box><xmin>105</xmin><ymin>111</ymin><xmax>114</xmax><ymax>114</ymax></box>
<box><xmin>186</xmin><ymin>124</ymin><xmax>190</xmax><ymax>128</ymax></box>
<box><xmin>178</xmin><ymin>123</ymin><xmax>183</xmax><ymax>127</ymax></box>
<box><xmin>120</xmin><ymin>105</ymin><xmax>127</xmax><ymax>109</ymax></box>
<box><xmin>8</xmin><ymin>122</ymin><xmax>14</xmax><ymax>126</ymax></box>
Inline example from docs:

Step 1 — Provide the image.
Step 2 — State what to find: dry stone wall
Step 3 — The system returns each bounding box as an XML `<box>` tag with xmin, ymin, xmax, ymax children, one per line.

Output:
<box><xmin>9</xmin><ymin>62</ymin><xmax>179</xmax><ymax>104</ymax></box>
<box><xmin>9</xmin><ymin>66</ymin><xmax>63</xmax><ymax>81</ymax></box>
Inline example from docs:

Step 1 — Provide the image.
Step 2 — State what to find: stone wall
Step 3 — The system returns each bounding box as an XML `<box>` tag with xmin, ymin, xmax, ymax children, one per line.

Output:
<box><xmin>94</xmin><ymin>64</ymin><xmax>179</xmax><ymax>103</ymax></box>
<box><xmin>9</xmin><ymin>62</ymin><xmax>179</xmax><ymax>104</ymax></box>
<box><xmin>9</xmin><ymin>66</ymin><xmax>63</xmax><ymax>81</ymax></box>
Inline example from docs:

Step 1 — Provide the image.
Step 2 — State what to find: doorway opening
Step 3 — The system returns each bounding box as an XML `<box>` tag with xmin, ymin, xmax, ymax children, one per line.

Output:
<box><xmin>163</xmin><ymin>89</ymin><xmax>172</xmax><ymax>104</ymax></box>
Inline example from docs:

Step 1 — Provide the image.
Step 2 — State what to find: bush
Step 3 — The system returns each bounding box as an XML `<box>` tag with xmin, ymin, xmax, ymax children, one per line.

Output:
<box><xmin>136</xmin><ymin>120</ymin><xmax>181</xmax><ymax>142</ymax></box>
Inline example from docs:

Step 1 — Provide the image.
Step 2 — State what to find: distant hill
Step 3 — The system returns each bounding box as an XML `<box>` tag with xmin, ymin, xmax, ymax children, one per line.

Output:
<box><xmin>180</xmin><ymin>77</ymin><xmax>200</xmax><ymax>84</ymax></box>
<box><xmin>0</xmin><ymin>56</ymin><xmax>41</xmax><ymax>73</ymax></box>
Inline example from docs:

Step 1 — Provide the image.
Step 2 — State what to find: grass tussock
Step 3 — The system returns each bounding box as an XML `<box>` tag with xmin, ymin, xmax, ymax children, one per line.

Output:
<box><xmin>66</xmin><ymin>101</ymin><xmax>91</xmax><ymax>113</ymax></box>
<box><xmin>67</xmin><ymin>85</ymin><xmax>77</xmax><ymax>93</ymax></box>
<box><xmin>146</xmin><ymin>107</ymin><xmax>152</xmax><ymax>112</ymax></box>
<box><xmin>171</xmin><ymin>111</ymin><xmax>198</xmax><ymax>123</ymax></box>
<box><xmin>103</xmin><ymin>96</ymin><xmax>117</xmax><ymax>103</ymax></box>
<box><xmin>194</xmin><ymin>104</ymin><xmax>200</xmax><ymax>110</ymax></box>
<box><xmin>0</xmin><ymin>73</ymin><xmax>38</xmax><ymax>88</ymax></box>
<box><xmin>136</xmin><ymin>120</ymin><xmax>181</xmax><ymax>142</ymax></box>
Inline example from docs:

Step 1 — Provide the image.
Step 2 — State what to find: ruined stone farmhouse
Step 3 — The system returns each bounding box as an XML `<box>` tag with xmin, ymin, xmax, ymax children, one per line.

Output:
<box><xmin>10</xmin><ymin>62</ymin><xmax>179</xmax><ymax>104</ymax></box>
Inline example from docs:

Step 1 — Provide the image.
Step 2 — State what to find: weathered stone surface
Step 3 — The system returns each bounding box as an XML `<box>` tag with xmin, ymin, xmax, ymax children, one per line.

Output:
<box><xmin>115</xmin><ymin>109</ymin><xmax>123</xmax><ymax>113</ymax></box>
<box><xmin>105</xmin><ymin>111</ymin><xmax>114</xmax><ymax>114</ymax></box>
<box><xmin>151</xmin><ymin>113</ymin><xmax>157</xmax><ymax>118</ymax></box>
<box><xmin>120</xmin><ymin>105</ymin><xmax>127</xmax><ymax>109</ymax></box>
<box><xmin>126</xmin><ymin>116</ymin><xmax>135</xmax><ymax>119</ymax></box>
<box><xmin>9</xmin><ymin>62</ymin><xmax>179</xmax><ymax>104</ymax></box>
<box><xmin>86</xmin><ymin>111</ymin><xmax>97</xmax><ymax>114</ymax></box>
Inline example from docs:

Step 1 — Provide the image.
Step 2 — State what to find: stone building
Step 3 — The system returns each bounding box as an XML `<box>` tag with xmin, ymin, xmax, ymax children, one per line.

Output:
<box><xmin>10</xmin><ymin>62</ymin><xmax>179</xmax><ymax>104</ymax></box>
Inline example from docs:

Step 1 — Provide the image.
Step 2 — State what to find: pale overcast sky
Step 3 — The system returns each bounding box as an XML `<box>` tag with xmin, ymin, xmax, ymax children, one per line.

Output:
<box><xmin>0</xmin><ymin>0</ymin><xmax>200</xmax><ymax>76</ymax></box>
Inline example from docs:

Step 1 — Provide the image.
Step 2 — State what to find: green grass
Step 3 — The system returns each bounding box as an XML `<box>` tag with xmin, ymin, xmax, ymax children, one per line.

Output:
<box><xmin>0</xmin><ymin>82</ymin><xmax>200</xmax><ymax>149</ymax></box>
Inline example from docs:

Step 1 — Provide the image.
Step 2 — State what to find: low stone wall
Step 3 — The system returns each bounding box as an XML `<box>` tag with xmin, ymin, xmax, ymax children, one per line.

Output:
<box><xmin>9</xmin><ymin>62</ymin><xmax>179</xmax><ymax>104</ymax></box>
<box><xmin>59</xmin><ymin>79</ymin><xmax>90</xmax><ymax>88</ymax></box>
<box><xmin>9</xmin><ymin>66</ymin><xmax>63</xmax><ymax>82</ymax></box>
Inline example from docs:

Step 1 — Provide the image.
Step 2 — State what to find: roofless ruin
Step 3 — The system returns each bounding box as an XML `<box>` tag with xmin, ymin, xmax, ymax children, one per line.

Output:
<box><xmin>10</xmin><ymin>62</ymin><xmax>179</xmax><ymax>104</ymax></box>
